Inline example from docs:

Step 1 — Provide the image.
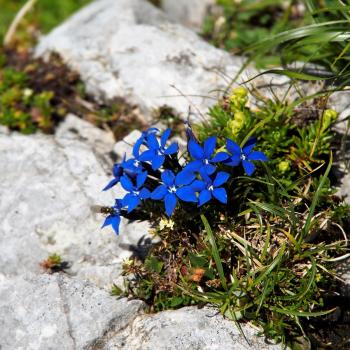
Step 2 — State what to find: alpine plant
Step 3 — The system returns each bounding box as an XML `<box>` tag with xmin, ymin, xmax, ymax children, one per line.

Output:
<box><xmin>101</xmin><ymin>126</ymin><xmax>268</xmax><ymax>234</ymax></box>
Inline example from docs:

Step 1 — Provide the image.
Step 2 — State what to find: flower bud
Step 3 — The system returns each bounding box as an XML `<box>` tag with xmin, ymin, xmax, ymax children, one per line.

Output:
<box><xmin>322</xmin><ymin>109</ymin><xmax>337</xmax><ymax>131</ymax></box>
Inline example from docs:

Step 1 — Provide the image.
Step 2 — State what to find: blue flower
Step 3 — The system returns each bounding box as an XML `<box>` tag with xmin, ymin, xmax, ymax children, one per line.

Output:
<box><xmin>139</xmin><ymin>129</ymin><xmax>179</xmax><ymax>170</ymax></box>
<box><xmin>185</xmin><ymin>136</ymin><xmax>229</xmax><ymax>175</ymax></box>
<box><xmin>121</xmin><ymin>172</ymin><xmax>151</xmax><ymax>213</ymax></box>
<box><xmin>151</xmin><ymin>169</ymin><xmax>197</xmax><ymax>216</ymax></box>
<box><xmin>191</xmin><ymin>170</ymin><xmax>230</xmax><ymax>206</ymax></box>
<box><xmin>101</xmin><ymin>199</ymin><xmax>123</xmax><ymax>235</ymax></box>
<box><xmin>102</xmin><ymin>156</ymin><xmax>127</xmax><ymax>191</ymax></box>
<box><xmin>122</xmin><ymin>128</ymin><xmax>160</xmax><ymax>175</ymax></box>
<box><xmin>224</xmin><ymin>137</ymin><xmax>268</xmax><ymax>176</ymax></box>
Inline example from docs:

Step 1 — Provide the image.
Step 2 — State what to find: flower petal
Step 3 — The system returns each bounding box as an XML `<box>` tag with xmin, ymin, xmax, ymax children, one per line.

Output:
<box><xmin>247</xmin><ymin>151</ymin><xmax>268</xmax><ymax>162</ymax></box>
<box><xmin>183</xmin><ymin>160</ymin><xmax>202</xmax><ymax>172</ymax></box>
<box><xmin>102</xmin><ymin>177</ymin><xmax>119</xmax><ymax>191</ymax></box>
<box><xmin>165</xmin><ymin>193</ymin><xmax>177</xmax><ymax>217</ymax></box>
<box><xmin>160</xmin><ymin>128</ymin><xmax>171</xmax><ymax>148</ymax></box>
<box><xmin>224</xmin><ymin>154</ymin><xmax>240</xmax><ymax>167</ymax></box>
<box><xmin>147</xmin><ymin>133</ymin><xmax>159</xmax><ymax>150</ymax></box>
<box><xmin>213</xmin><ymin>187</ymin><xmax>227</xmax><ymax>204</ymax></box>
<box><xmin>190</xmin><ymin>180</ymin><xmax>206</xmax><ymax>192</ymax></box>
<box><xmin>152</xmin><ymin>155</ymin><xmax>165</xmax><ymax>170</ymax></box>
<box><xmin>120</xmin><ymin>175</ymin><xmax>134</xmax><ymax>192</ymax></box>
<box><xmin>242</xmin><ymin>160</ymin><xmax>255</xmax><ymax>176</ymax></box>
<box><xmin>111</xmin><ymin>216</ymin><xmax>121</xmax><ymax>235</ymax></box>
<box><xmin>139</xmin><ymin>187</ymin><xmax>151</xmax><ymax>199</ymax></box>
<box><xmin>164</xmin><ymin>142</ymin><xmax>178</xmax><ymax>155</ymax></box>
<box><xmin>242</xmin><ymin>137</ymin><xmax>257</xmax><ymax>155</ymax></box>
<box><xmin>151</xmin><ymin>185</ymin><xmax>168</xmax><ymax>200</ymax></box>
<box><xmin>211</xmin><ymin>152</ymin><xmax>229</xmax><ymax>163</ymax></box>
<box><xmin>175</xmin><ymin>169</ymin><xmax>195</xmax><ymax>186</ymax></box>
<box><xmin>213</xmin><ymin>171</ymin><xmax>230</xmax><ymax>187</ymax></box>
<box><xmin>112</xmin><ymin>164</ymin><xmax>124</xmax><ymax>177</ymax></box>
<box><xmin>226</xmin><ymin>139</ymin><xmax>241</xmax><ymax>156</ymax></box>
<box><xmin>188</xmin><ymin>140</ymin><xmax>204</xmax><ymax>160</ymax></box>
<box><xmin>123</xmin><ymin>194</ymin><xmax>140</xmax><ymax>213</ymax></box>
<box><xmin>102</xmin><ymin>215</ymin><xmax>121</xmax><ymax>235</ymax></box>
<box><xmin>139</xmin><ymin>149</ymin><xmax>155</xmax><ymax>161</ymax></box>
<box><xmin>161</xmin><ymin>170</ymin><xmax>175</xmax><ymax>187</ymax></box>
<box><xmin>203</xmin><ymin>136</ymin><xmax>216</xmax><ymax>158</ymax></box>
<box><xmin>176</xmin><ymin>186</ymin><xmax>197</xmax><ymax>202</ymax></box>
<box><xmin>204</xmin><ymin>164</ymin><xmax>216</xmax><ymax>175</ymax></box>
<box><xmin>133</xmin><ymin>136</ymin><xmax>144</xmax><ymax>158</ymax></box>
<box><xmin>136</xmin><ymin>172</ymin><xmax>148</xmax><ymax>188</ymax></box>
<box><xmin>198</xmin><ymin>189</ymin><xmax>211</xmax><ymax>206</ymax></box>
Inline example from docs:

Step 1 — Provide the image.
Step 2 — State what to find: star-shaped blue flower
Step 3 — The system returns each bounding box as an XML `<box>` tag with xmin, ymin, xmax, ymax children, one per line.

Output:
<box><xmin>151</xmin><ymin>169</ymin><xmax>197</xmax><ymax>216</ymax></box>
<box><xmin>139</xmin><ymin>129</ymin><xmax>179</xmax><ymax>170</ymax></box>
<box><xmin>191</xmin><ymin>170</ymin><xmax>230</xmax><ymax>206</ymax></box>
<box><xmin>121</xmin><ymin>172</ymin><xmax>151</xmax><ymax>213</ymax></box>
<box><xmin>224</xmin><ymin>137</ymin><xmax>268</xmax><ymax>176</ymax></box>
<box><xmin>101</xmin><ymin>199</ymin><xmax>123</xmax><ymax>235</ymax></box>
<box><xmin>185</xmin><ymin>136</ymin><xmax>229</xmax><ymax>175</ymax></box>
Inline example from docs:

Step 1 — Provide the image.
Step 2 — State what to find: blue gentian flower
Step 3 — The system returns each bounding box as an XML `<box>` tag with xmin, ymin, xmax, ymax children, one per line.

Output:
<box><xmin>103</xmin><ymin>155</ymin><xmax>127</xmax><ymax>191</ymax></box>
<box><xmin>191</xmin><ymin>171</ymin><xmax>230</xmax><ymax>206</ymax></box>
<box><xmin>121</xmin><ymin>128</ymin><xmax>160</xmax><ymax>175</ymax></box>
<box><xmin>224</xmin><ymin>137</ymin><xmax>268</xmax><ymax>176</ymax></box>
<box><xmin>139</xmin><ymin>129</ymin><xmax>179</xmax><ymax>170</ymax></box>
<box><xmin>121</xmin><ymin>172</ymin><xmax>151</xmax><ymax>213</ymax></box>
<box><xmin>101</xmin><ymin>199</ymin><xmax>123</xmax><ymax>235</ymax></box>
<box><xmin>151</xmin><ymin>169</ymin><xmax>197</xmax><ymax>216</ymax></box>
<box><xmin>185</xmin><ymin>136</ymin><xmax>229</xmax><ymax>175</ymax></box>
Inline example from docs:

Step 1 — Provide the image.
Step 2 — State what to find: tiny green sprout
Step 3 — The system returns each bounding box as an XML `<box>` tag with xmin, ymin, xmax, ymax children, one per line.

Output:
<box><xmin>111</xmin><ymin>284</ymin><xmax>124</xmax><ymax>297</ymax></box>
<box><xmin>39</xmin><ymin>253</ymin><xmax>68</xmax><ymax>273</ymax></box>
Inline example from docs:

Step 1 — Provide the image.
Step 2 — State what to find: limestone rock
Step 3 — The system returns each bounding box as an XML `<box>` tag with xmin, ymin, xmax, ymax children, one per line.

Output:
<box><xmin>0</xmin><ymin>120</ymin><xmax>150</xmax><ymax>288</ymax></box>
<box><xmin>35</xmin><ymin>0</ymin><xmax>256</xmax><ymax>121</ymax></box>
<box><xmin>0</xmin><ymin>273</ymin><xmax>144</xmax><ymax>350</ymax></box>
<box><xmin>161</xmin><ymin>0</ymin><xmax>216</xmax><ymax>31</ymax></box>
<box><xmin>104</xmin><ymin>306</ymin><xmax>282</xmax><ymax>350</ymax></box>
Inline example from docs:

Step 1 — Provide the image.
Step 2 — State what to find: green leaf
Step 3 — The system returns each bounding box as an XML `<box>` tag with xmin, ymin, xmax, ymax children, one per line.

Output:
<box><xmin>201</xmin><ymin>214</ymin><xmax>228</xmax><ymax>290</ymax></box>
<box><xmin>145</xmin><ymin>257</ymin><xmax>164</xmax><ymax>274</ymax></box>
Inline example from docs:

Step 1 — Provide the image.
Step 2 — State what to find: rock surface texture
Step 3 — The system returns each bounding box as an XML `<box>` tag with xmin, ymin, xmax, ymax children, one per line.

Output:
<box><xmin>35</xmin><ymin>0</ymin><xmax>254</xmax><ymax>121</ymax></box>
<box><xmin>162</xmin><ymin>0</ymin><xmax>216</xmax><ymax>31</ymax></box>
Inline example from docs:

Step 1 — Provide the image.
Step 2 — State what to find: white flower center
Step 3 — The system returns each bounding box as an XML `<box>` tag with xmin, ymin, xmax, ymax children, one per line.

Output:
<box><xmin>240</xmin><ymin>154</ymin><xmax>246</xmax><ymax>161</ymax></box>
<box><xmin>204</xmin><ymin>159</ymin><xmax>209</xmax><ymax>164</ymax></box>
<box><xmin>168</xmin><ymin>185</ymin><xmax>177</xmax><ymax>193</ymax></box>
<box><xmin>208</xmin><ymin>185</ymin><xmax>214</xmax><ymax>191</ymax></box>
<box><xmin>134</xmin><ymin>159</ymin><xmax>140</xmax><ymax>167</ymax></box>
<box><xmin>133</xmin><ymin>190</ymin><xmax>139</xmax><ymax>196</ymax></box>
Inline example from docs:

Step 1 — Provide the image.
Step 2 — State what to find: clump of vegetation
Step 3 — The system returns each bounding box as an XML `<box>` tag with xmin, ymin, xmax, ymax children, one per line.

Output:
<box><xmin>40</xmin><ymin>253</ymin><xmax>69</xmax><ymax>273</ymax></box>
<box><xmin>203</xmin><ymin>0</ymin><xmax>350</xmax><ymax>82</ymax></box>
<box><xmin>202</xmin><ymin>0</ymin><xmax>309</xmax><ymax>68</ymax></box>
<box><xmin>0</xmin><ymin>0</ymin><xmax>91</xmax><ymax>47</ymax></box>
<box><xmin>0</xmin><ymin>50</ymin><xmax>146</xmax><ymax>138</ymax></box>
<box><xmin>100</xmin><ymin>87</ymin><xmax>349</xmax><ymax>348</ymax></box>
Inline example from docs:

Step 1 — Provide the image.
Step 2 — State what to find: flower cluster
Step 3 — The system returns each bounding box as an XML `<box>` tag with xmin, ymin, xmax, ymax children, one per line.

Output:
<box><xmin>102</xmin><ymin>127</ymin><xmax>267</xmax><ymax>234</ymax></box>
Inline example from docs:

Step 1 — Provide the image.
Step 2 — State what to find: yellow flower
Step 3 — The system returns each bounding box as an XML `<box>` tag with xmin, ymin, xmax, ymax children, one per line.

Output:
<box><xmin>159</xmin><ymin>218</ymin><xmax>175</xmax><ymax>230</ymax></box>
<box><xmin>278</xmin><ymin>161</ymin><xmax>290</xmax><ymax>173</ymax></box>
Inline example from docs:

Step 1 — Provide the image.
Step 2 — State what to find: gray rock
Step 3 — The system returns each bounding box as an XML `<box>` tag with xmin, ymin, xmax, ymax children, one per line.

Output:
<box><xmin>161</xmin><ymin>0</ymin><xmax>216</xmax><ymax>31</ymax></box>
<box><xmin>104</xmin><ymin>306</ymin><xmax>282</xmax><ymax>350</ymax></box>
<box><xmin>0</xmin><ymin>121</ymin><xmax>150</xmax><ymax>288</ymax></box>
<box><xmin>0</xmin><ymin>273</ymin><xmax>144</xmax><ymax>350</ymax></box>
<box><xmin>35</xmin><ymin>0</ymin><xmax>260</xmax><ymax>121</ymax></box>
